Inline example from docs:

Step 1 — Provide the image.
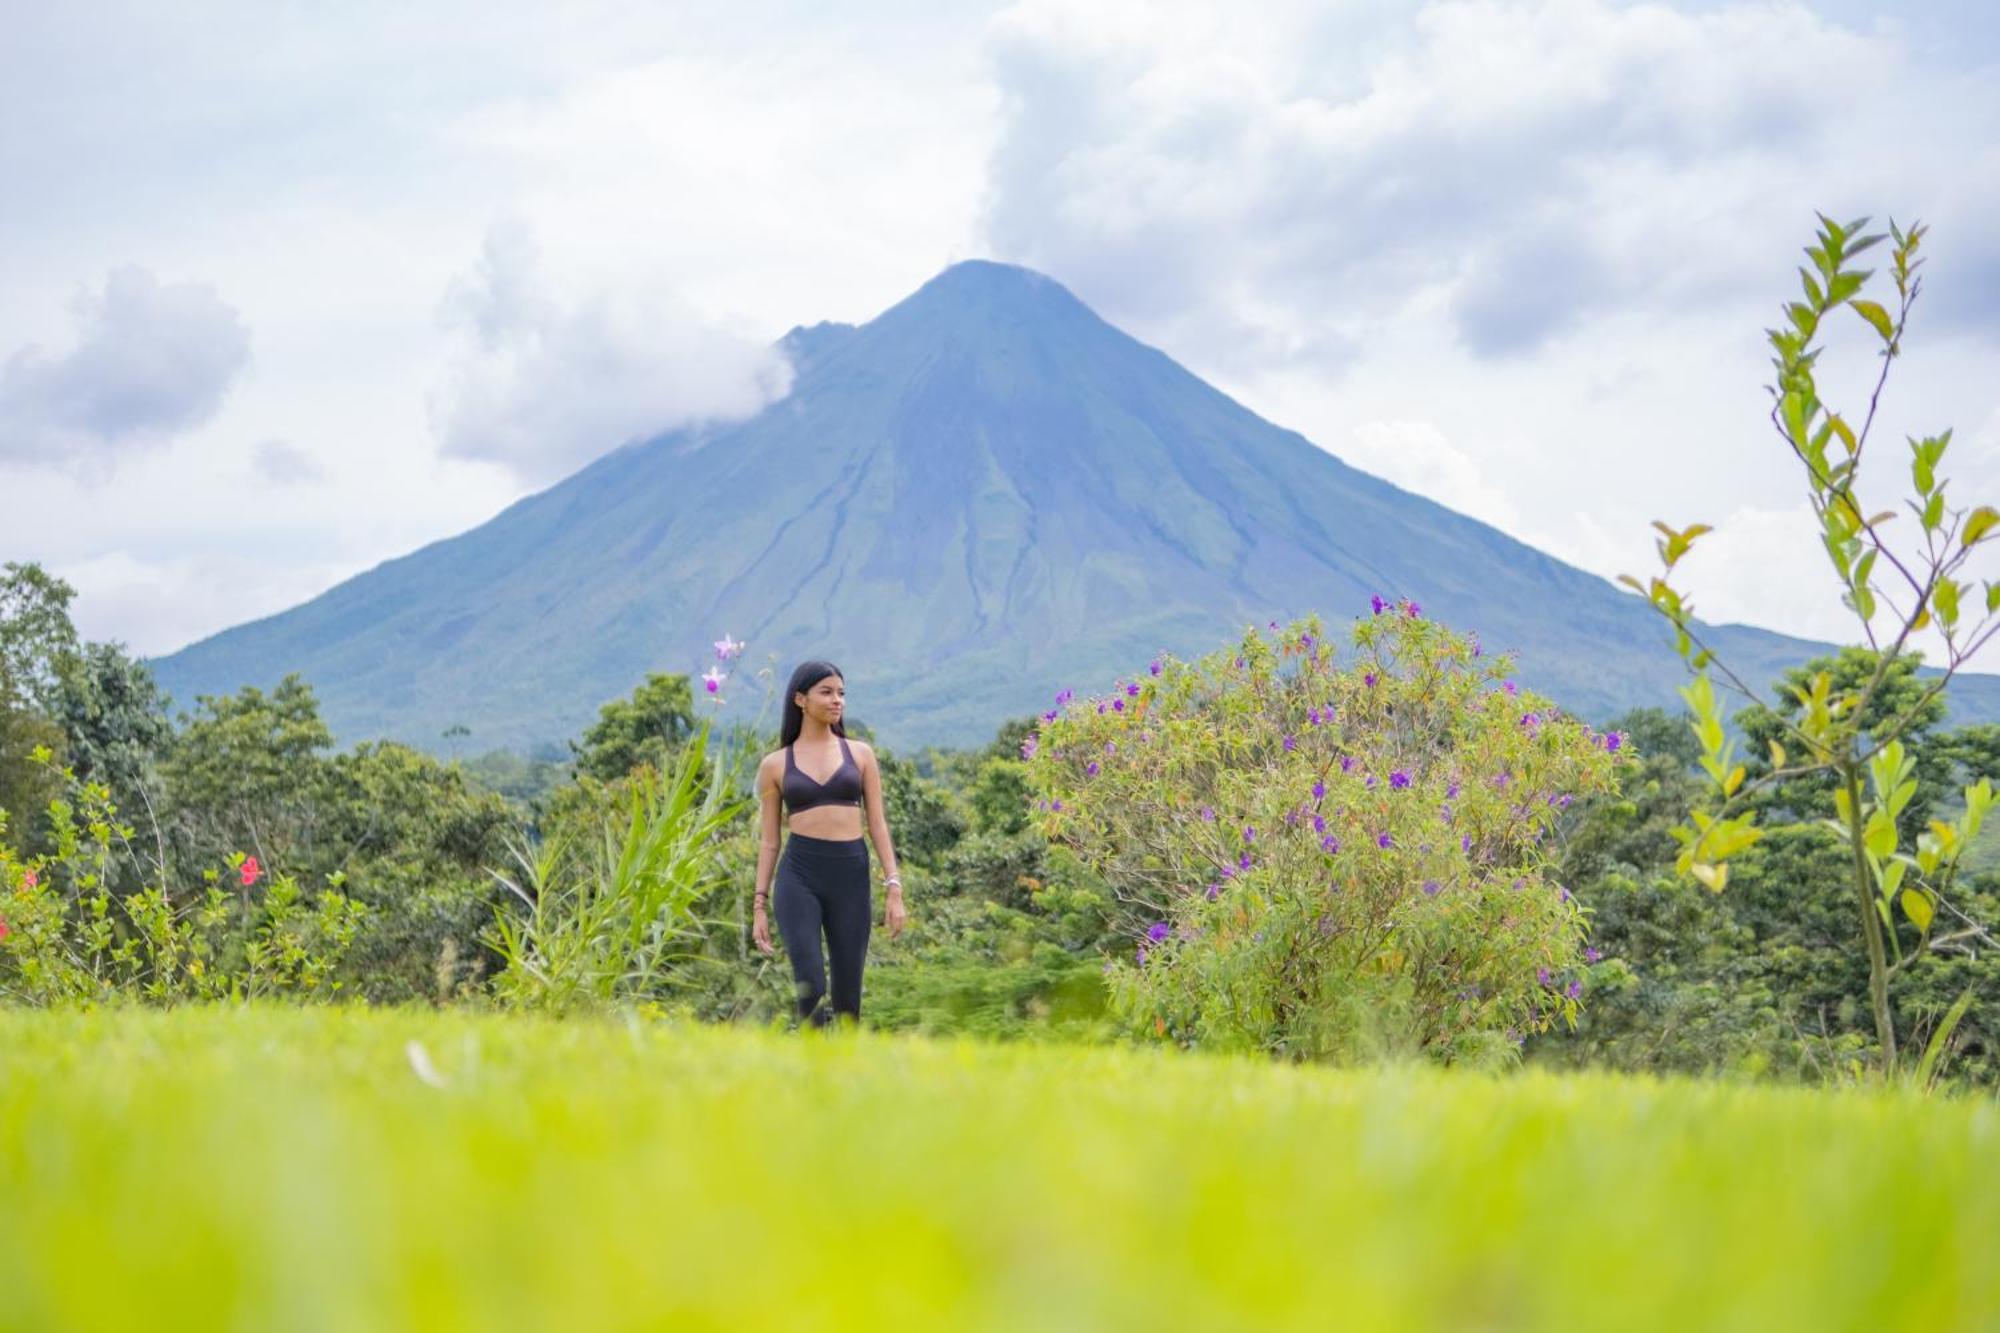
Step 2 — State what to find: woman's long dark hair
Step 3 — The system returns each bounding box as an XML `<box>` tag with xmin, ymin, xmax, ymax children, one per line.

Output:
<box><xmin>780</xmin><ymin>660</ymin><xmax>847</xmax><ymax>747</ymax></box>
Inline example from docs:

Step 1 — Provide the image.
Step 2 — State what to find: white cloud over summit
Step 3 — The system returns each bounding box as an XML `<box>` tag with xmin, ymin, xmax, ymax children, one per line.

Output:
<box><xmin>430</xmin><ymin>223</ymin><xmax>792</xmax><ymax>485</ymax></box>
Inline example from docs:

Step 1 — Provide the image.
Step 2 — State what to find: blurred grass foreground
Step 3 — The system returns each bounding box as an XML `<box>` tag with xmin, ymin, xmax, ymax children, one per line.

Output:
<box><xmin>1</xmin><ymin>1008</ymin><xmax>1996</xmax><ymax>1331</ymax></box>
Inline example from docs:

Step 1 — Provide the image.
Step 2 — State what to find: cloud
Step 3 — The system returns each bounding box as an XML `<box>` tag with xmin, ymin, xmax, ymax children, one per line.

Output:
<box><xmin>58</xmin><ymin>548</ymin><xmax>361</xmax><ymax>661</ymax></box>
<box><xmin>0</xmin><ymin>264</ymin><xmax>251</xmax><ymax>472</ymax></box>
<box><xmin>978</xmin><ymin>0</ymin><xmax>1977</xmax><ymax>367</ymax></box>
<box><xmin>250</xmin><ymin>438</ymin><xmax>323</xmax><ymax>486</ymax></box>
<box><xmin>427</xmin><ymin>222</ymin><xmax>795</xmax><ymax>485</ymax></box>
<box><xmin>1343</xmin><ymin>420</ymin><xmax>1523</xmax><ymax>530</ymax></box>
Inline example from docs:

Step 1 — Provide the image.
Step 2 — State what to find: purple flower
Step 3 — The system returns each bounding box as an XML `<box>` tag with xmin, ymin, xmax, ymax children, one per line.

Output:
<box><xmin>1097</xmin><ymin>702</ymin><xmax>1107</xmax><ymax>714</ymax></box>
<box><xmin>1312</xmin><ymin>813</ymin><xmax>1326</xmax><ymax>834</ymax></box>
<box><xmin>1312</xmin><ymin>779</ymin><xmax>1326</xmax><ymax>802</ymax></box>
<box><xmin>1502</xmin><ymin>680</ymin><xmax>1518</xmax><ymax>696</ymax></box>
<box><xmin>1321</xmin><ymin>834</ymin><xmax>1341</xmax><ymax>854</ymax></box>
<box><xmin>1565</xmin><ymin>979</ymin><xmax>1583</xmax><ymax>1000</ymax></box>
<box><xmin>1055</xmin><ymin>688</ymin><xmax>1073</xmax><ymax>706</ymax></box>
<box><xmin>1042</xmin><ymin>709</ymin><xmax>1058</xmax><ymax>723</ymax></box>
<box><xmin>1365</xmin><ymin>776</ymin><xmax>1378</xmax><ymax>790</ymax></box>
<box><xmin>1520</xmin><ymin>712</ymin><xmax>1540</xmax><ymax>729</ymax></box>
<box><xmin>1422</xmin><ymin>880</ymin><xmax>1441</xmax><ymax>897</ymax></box>
<box><xmin>1447</xmin><ymin>780</ymin><xmax>1460</xmax><ymax>799</ymax></box>
<box><xmin>1439</xmin><ymin>803</ymin><xmax>1454</xmax><ymax>822</ymax></box>
<box><xmin>1376</xmin><ymin>832</ymin><xmax>1393</xmax><ymax>850</ymax></box>
<box><xmin>1371</xmin><ymin>594</ymin><xmax>1388</xmax><ymax>615</ymax></box>
<box><xmin>702</xmin><ymin>665</ymin><xmax>727</xmax><ymax>694</ymax></box>
<box><xmin>1584</xmin><ymin>946</ymin><xmax>1602</xmax><ymax>963</ymax></box>
<box><xmin>1205</xmin><ymin>882</ymin><xmax>1221</xmax><ymax>901</ymax></box>
<box><xmin>1125</xmin><ymin>681</ymin><xmax>1140</xmax><ymax>697</ymax></box>
<box><xmin>1136</xmin><ymin>946</ymin><xmax>1148</xmax><ymax>965</ymax></box>
<box><xmin>1364</xmin><ymin>672</ymin><xmax>1379</xmax><ymax>688</ymax></box>
<box><xmin>1146</xmin><ymin>920</ymin><xmax>1172</xmax><ymax>944</ymax></box>
<box><xmin>1340</xmin><ymin>756</ymin><xmax>1356</xmax><ymax>773</ymax></box>
<box><xmin>1537</xmin><ymin>967</ymin><xmax>1552</xmax><ymax>987</ymax></box>
<box><xmin>1086</xmin><ymin>761</ymin><xmax>1100</xmax><ymax>777</ymax></box>
<box><xmin>1105</xmin><ymin>741</ymin><xmax>1116</xmax><ymax>754</ymax></box>
<box><xmin>1283</xmin><ymin>734</ymin><xmax>1297</xmax><ymax>752</ymax></box>
<box><xmin>1150</xmin><ymin>659</ymin><xmax>1162</xmax><ymax>676</ymax></box>
<box><xmin>1471</xmin><ymin>634</ymin><xmax>1483</xmax><ymax>657</ymax></box>
<box><xmin>1301</xmin><ymin>634</ymin><xmax>1314</xmax><ymax>649</ymax></box>
<box><xmin>1389</xmin><ymin>770</ymin><xmax>1411</xmax><ymax>790</ymax></box>
<box><xmin>1604</xmin><ymin>732</ymin><xmax>1624</xmax><ymax>752</ymax></box>
<box><xmin>1405</xmin><ymin>601</ymin><xmax>1422</xmax><ymax>619</ymax></box>
<box><xmin>1112</xmin><ymin>698</ymin><xmax>1125</xmax><ymax>712</ymax></box>
<box><xmin>1020</xmin><ymin>736</ymin><xmax>1038</xmax><ymax>760</ymax></box>
<box><xmin>1238</xmin><ymin>850</ymin><xmax>1254</xmax><ymax>871</ymax></box>
<box><xmin>1050</xmin><ymin>799</ymin><xmax>1063</xmax><ymax>812</ymax></box>
<box><xmin>1268</xmin><ymin>619</ymin><xmax>1279</xmax><ymax>629</ymax></box>
<box><xmin>1200</xmin><ymin>805</ymin><xmax>1216</xmax><ymax>822</ymax></box>
<box><xmin>713</xmin><ymin>634</ymin><xmax>744</xmax><ymax>659</ymax></box>
<box><xmin>1557</xmin><ymin>794</ymin><xmax>1572</xmax><ymax>809</ymax></box>
<box><xmin>1219</xmin><ymin>865</ymin><xmax>1236</xmax><ymax>880</ymax></box>
<box><xmin>1243</xmin><ymin>825</ymin><xmax>1257</xmax><ymax>842</ymax></box>
<box><xmin>1461</xmin><ymin>833</ymin><xmax>1473</xmax><ymax>853</ymax></box>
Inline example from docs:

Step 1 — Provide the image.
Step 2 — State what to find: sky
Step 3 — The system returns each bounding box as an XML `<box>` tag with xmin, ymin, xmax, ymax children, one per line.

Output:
<box><xmin>3</xmin><ymin>0</ymin><xmax>1998</xmax><ymax>675</ymax></box>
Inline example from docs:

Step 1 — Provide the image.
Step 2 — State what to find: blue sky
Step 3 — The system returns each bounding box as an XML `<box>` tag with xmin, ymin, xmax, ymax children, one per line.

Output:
<box><xmin>2</xmin><ymin>0</ymin><xmax>1996</xmax><ymax>671</ymax></box>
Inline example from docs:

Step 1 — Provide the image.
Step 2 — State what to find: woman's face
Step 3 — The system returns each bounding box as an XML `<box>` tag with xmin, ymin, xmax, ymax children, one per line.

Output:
<box><xmin>795</xmin><ymin>674</ymin><xmax>844</xmax><ymax>725</ymax></box>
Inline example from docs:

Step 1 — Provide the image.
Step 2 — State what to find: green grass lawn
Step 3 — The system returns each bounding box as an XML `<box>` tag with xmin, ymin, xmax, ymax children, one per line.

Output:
<box><xmin>0</xmin><ymin>1008</ymin><xmax>1994</xmax><ymax>1331</ymax></box>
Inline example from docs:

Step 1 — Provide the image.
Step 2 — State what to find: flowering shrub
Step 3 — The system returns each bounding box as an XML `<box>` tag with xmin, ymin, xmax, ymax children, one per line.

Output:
<box><xmin>0</xmin><ymin>750</ymin><xmax>365</xmax><ymax>1004</ymax></box>
<box><xmin>1025</xmin><ymin>606</ymin><xmax>1629</xmax><ymax>1063</ymax></box>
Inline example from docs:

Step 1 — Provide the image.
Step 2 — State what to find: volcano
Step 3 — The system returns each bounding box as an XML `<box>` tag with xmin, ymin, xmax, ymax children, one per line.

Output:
<box><xmin>147</xmin><ymin>260</ymin><xmax>2000</xmax><ymax>751</ymax></box>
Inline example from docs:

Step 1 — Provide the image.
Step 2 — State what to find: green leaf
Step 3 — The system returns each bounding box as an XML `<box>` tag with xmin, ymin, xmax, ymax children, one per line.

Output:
<box><xmin>1935</xmin><ymin>576</ymin><xmax>1961</xmax><ymax>629</ymax></box>
<box><xmin>1963</xmin><ymin>506</ymin><xmax>2000</xmax><ymax>548</ymax></box>
<box><xmin>1864</xmin><ymin>809</ymin><xmax>1897</xmax><ymax>860</ymax></box>
<box><xmin>1914</xmin><ymin>984</ymin><xmax>1978</xmax><ymax>1090</ymax></box>
<box><xmin>1900</xmin><ymin>887</ymin><xmax>1934</xmax><ymax>933</ymax></box>
<box><xmin>1851</xmin><ymin>298</ymin><xmax>1895</xmax><ymax>340</ymax></box>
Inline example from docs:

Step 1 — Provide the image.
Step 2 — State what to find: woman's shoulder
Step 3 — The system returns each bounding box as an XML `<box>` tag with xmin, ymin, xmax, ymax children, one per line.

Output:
<box><xmin>845</xmin><ymin>736</ymin><xmax>877</xmax><ymax>762</ymax></box>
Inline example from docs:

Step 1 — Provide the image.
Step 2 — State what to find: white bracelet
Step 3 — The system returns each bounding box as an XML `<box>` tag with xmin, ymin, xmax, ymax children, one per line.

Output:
<box><xmin>885</xmin><ymin>875</ymin><xmax>902</xmax><ymax>887</ymax></box>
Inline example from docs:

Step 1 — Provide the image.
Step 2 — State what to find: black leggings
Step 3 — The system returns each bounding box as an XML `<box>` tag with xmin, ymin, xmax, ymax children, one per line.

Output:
<box><xmin>772</xmin><ymin>831</ymin><xmax>872</xmax><ymax>1027</ymax></box>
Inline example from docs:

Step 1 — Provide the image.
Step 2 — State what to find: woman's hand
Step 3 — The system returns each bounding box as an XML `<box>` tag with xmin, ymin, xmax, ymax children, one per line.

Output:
<box><xmin>884</xmin><ymin>889</ymin><xmax>907</xmax><ymax>939</ymax></box>
<box><xmin>752</xmin><ymin>901</ymin><xmax>774</xmax><ymax>955</ymax></box>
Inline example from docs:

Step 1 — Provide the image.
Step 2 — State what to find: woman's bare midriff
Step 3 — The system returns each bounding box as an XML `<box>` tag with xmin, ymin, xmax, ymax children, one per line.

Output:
<box><xmin>788</xmin><ymin>808</ymin><xmax>865</xmax><ymax>840</ymax></box>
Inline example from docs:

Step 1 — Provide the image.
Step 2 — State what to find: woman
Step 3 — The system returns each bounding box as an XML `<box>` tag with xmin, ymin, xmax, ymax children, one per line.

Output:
<box><xmin>751</xmin><ymin>660</ymin><xmax>907</xmax><ymax>1027</ymax></box>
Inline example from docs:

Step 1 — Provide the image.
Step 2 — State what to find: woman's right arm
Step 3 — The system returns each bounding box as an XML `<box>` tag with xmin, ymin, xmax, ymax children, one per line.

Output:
<box><xmin>751</xmin><ymin>756</ymin><xmax>782</xmax><ymax>954</ymax></box>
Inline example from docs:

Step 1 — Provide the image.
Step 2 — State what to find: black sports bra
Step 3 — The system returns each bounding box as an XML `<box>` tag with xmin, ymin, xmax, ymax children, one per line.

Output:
<box><xmin>781</xmin><ymin>737</ymin><xmax>863</xmax><ymax>815</ymax></box>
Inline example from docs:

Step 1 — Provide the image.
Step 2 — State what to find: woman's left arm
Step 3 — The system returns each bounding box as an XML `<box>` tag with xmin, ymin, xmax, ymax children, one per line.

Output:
<box><xmin>859</xmin><ymin>742</ymin><xmax>906</xmax><ymax>937</ymax></box>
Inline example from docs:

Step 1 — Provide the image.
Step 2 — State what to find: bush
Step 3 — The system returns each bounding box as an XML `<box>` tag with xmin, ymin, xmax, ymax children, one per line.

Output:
<box><xmin>1026</xmin><ymin>606</ymin><xmax>1628</xmax><ymax>1063</ymax></box>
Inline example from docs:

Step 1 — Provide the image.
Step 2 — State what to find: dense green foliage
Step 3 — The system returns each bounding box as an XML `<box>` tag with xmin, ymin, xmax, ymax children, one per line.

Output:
<box><xmin>1</xmin><ymin>1008</ymin><xmax>1994</xmax><ymax>1331</ymax></box>
<box><xmin>4</xmin><ymin>553</ymin><xmax>1998</xmax><ymax>1084</ymax></box>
